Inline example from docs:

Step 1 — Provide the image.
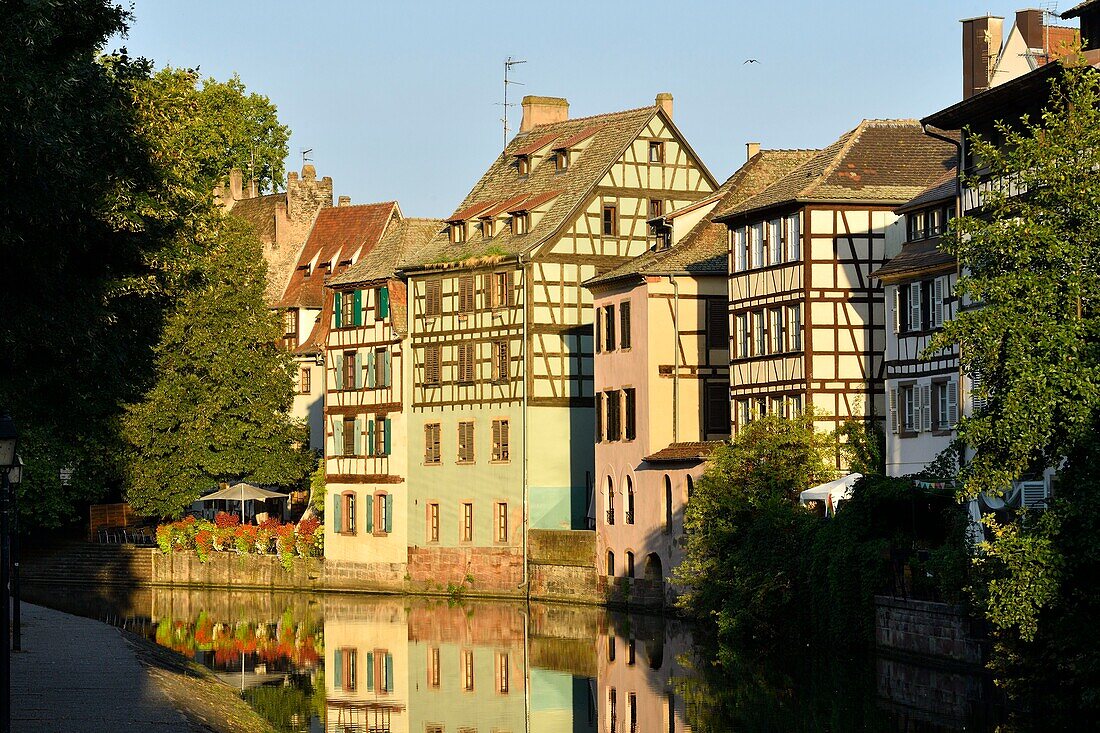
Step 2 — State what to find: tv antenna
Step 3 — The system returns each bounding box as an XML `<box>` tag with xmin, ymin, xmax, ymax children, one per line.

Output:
<box><xmin>497</xmin><ymin>57</ymin><xmax>526</xmax><ymax>153</ymax></box>
<box><xmin>301</xmin><ymin>147</ymin><xmax>313</xmax><ymax>167</ymax></box>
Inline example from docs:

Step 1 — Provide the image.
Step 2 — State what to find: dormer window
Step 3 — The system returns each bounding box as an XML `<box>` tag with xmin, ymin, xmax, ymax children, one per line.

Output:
<box><xmin>451</xmin><ymin>222</ymin><xmax>467</xmax><ymax>243</ymax></box>
<box><xmin>554</xmin><ymin>150</ymin><xmax>568</xmax><ymax>172</ymax></box>
<box><xmin>512</xmin><ymin>212</ymin><xmax>529</xmax><ymax>235</ymax></box>
<box><xmin>481</xmin><ymin>218</ymin><xmax>493</xmax><ymax>238</ymax></box>
<box><xmin>648</xmin><ymin>141</ymin><xmax>665</xmax><ymax>164</ymax></box>
<box><xmin>517</xmin><ymin>155</ymin><xmax>530</xmax><ymax>176</ymax></box>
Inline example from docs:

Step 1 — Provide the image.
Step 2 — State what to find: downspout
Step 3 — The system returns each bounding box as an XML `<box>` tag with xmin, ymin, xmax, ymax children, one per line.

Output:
<box><xmin>519</xmin><ymin>253</ymin><xmax>530</xmax><ymax>593</ymax></box>
<box><xmin>667</xmin><ymin>275</ymin><xmax>680</xmax><ymax>443</ymax></box>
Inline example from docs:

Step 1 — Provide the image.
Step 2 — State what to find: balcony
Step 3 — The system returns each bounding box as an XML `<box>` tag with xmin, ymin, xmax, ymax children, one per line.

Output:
<box><xmin>625</xmin><ymin>509</ymin><xmax>634</xmax><ymax>525</ymax></box>
<box><xmin>606</xmin><ymin>508</ymin><xmax>615</xmax><ymax>526</ymax></box>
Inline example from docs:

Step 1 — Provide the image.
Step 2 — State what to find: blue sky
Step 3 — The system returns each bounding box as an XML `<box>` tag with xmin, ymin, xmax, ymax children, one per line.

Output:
<box><xmin>112</xmin><ymin>1</ymin><xmax>1060</xmax><ymax>216</ymax></box>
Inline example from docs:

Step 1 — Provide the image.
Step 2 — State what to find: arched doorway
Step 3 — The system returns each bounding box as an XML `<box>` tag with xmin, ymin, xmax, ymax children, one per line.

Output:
<box><xmin>644</xmin><ymin>552</ymin><xmax>663</xmax><ymax>582</ymax></box>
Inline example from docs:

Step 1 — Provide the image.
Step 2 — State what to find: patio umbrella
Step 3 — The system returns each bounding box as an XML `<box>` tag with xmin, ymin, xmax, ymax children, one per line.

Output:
<box><xmin>199</xmin><ymin>482</ymin><xmax>288</xmax><ymax>522</ymax></box>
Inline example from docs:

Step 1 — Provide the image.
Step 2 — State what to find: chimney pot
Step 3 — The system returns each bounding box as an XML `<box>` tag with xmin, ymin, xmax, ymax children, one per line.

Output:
<box><xmin>746</xmin><ymin>142</ymin><xmax>761</xmax><ymax>161</ymax></box>
<box><xmin>655</xmin><ymin>92</ymin><xmax>673</xmax><ymax>119</ymax></box>
<box><xmin>338</xmin><ymin>195</ymin><xmax>351</xmax><ymax>207</ymax></box>
<box><xmin>228</xmin><ymin>168</ymin><xmax>244</xmax><ymax>201</ymax></box>
<box><xmin>520</xmin><ymin>96</ymin><xmax>569</xmax><ymax>132</ymax></box>
<box><xmin>288</xmin><ymin>171</ymin><xmax>299</xmax><ymax>182</ymax></box>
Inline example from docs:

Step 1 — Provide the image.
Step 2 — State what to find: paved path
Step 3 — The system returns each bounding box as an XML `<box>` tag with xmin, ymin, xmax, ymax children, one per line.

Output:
<box><xmin>10</xmin><ymin>603</ymin><xmax>199</xmax><ymax>732</ymax></box>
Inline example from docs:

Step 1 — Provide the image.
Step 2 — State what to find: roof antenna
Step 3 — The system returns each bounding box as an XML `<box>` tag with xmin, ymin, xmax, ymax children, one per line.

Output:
<box><xmin>498</xmin><ymin>57</ymin><xmax>526</xmax><ymax>154</ymax></box>
<box><xmin>301</xmin><ymin>147</ymin><xmax>313</xmax><ymax>168</ymax></box>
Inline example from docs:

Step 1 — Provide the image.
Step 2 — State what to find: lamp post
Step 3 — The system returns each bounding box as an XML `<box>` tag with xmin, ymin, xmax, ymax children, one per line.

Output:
<box><xmin>1</xmin><ymin>412</ymin><xmax>20</xmax><ymax>733</ymax></box>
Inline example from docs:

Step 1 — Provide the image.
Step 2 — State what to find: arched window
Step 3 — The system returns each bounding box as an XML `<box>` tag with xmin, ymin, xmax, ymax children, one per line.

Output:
<box><xmin>625</xmin><ymin>476</ymin><xmax>635</xmax><ymax>525</ymax></box>
<box><xmin>606</xmin><ymin>550</ymin><xmax>615</xmax><ymax>576</ymax></box>
<box><xmin>606</xmin><ymin>476</ymin><xmax>615</xmax><ymax>525</ymax></box>
<box><xmin>663</xmin><ymin>475</ymin><xmax>673</xmax><ymax>533</ymax></box>
<box><xmin>686</xmin><ymin>475</ymin><xmax>694</xmax><ymax>500</ymax></box>
<box><xmin>626</xmin><ymin>551</ymin><xmax>635</xmax><ymax>578</ymax></box>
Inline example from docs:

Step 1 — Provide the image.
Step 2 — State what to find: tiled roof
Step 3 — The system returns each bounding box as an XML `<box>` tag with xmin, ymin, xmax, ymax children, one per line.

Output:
<box><xmin>513</xmin><ymin>133</ymin><xmax>559</xmax><ymax>157</ymax></box>
<box><xmin>330</xmin><ymin>218</ymin><xmax>445</xmax><ymax>288</ymax></box>
<box><xmin>896</xmin><ymin>167</ymin><xmax>957</xmax><ymax>213</ymax></box>
<box><xmin>554</xmin><ymin>125</ymin><xmax>602</xmax><ymax>149</ymax></box>
<box><xmin>715</xmin><ymin>120</ymin><xmax>957</xmax><ymax>222</ymax></box>
<box><xmin>1042</xmin><ymin>26</ymin><xmax>1081</xmax><ymax>58</ymax></box>
<box><xmin>276</xmin><ymin>202</ymin><xmax>398</xmax><ymax>309</ymax></box>
<box><xmin>871</xmin><ymin>239</ymin><xmax>955</xmax><ymax>282</ymax></box>
<box><xmin>643</xmin><ymin>441</ymin><xmax>725</xmax><ymax>463</ymax></box>
<box><xmin>585</xmin><ymin>148</ymin><xmax>818</xmax><ymax>288</ymax></box>
<box><xmin>1063</xmin><ymin>1</ymin><xmax>1099</xmax><ymax>19</ymax></box>
<box><xmin>402</xmin><ymin>103</ymin><xmax>716</xmax><ymax>269</ymax></box>
<box><xmin>230</xmin><ymin>193</ymin><xmax>285</xmax><ymax>242</ymax></box>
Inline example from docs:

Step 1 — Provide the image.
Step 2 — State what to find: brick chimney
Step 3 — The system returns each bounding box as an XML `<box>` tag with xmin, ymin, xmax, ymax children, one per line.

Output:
<box><xmin>520</xmin><ymin>96</ymin><xmax>569</xmax><ymax>132</ymax></box>
<box><xmin>1016</xmin><ymin>9</ymin><xmax>1045</xmax><ymax>49</ymax></box>
<box><xmin>655</xmin><ymin>92</ymin><xmax>673</xmax><ymax>119</ymax></box>
<box><xmin>338</xmin><ymin>195</ymin><xmax>351</xmax><ymax>207</ymax></box>
<box><xmin>962</xmin><ymin>15</ymin><xmax>1004</xmax><ymax>99</ymax></box>
<box><xmin>746</xmin><ymin>142</ymin><xmax>761</xmax><ymax>161</ymax></box>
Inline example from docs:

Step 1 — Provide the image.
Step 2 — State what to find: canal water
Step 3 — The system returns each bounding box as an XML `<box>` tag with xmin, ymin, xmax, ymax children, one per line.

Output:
<box><xmin>22</xmin><ymin>583</ymin><xmax>999</xmax><ymax>732</ymax></box>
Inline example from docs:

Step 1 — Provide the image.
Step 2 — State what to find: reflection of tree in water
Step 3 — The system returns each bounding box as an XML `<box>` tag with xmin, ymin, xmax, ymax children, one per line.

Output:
<box><xmin>243</xmin><ymin>669</ymin><xmax>325</xmax><ymax>733</ymax></box>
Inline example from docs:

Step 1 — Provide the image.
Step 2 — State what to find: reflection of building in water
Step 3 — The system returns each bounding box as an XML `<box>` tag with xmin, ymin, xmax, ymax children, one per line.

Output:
<box><xmin>324</xmin><ymin>599</ymin><xmax>410</xmax><ymax>733</ymax></box>
<box><xmin>597</xmin><ymin>614</ymin><xmax>693</xmax><ymax>733</ymax></box>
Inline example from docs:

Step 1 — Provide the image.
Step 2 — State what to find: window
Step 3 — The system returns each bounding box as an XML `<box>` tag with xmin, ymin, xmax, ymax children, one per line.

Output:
<box><xmin>517</xmin><ymin>155</ymin><xmax>530</xmax><ymax>176</ymax></box>
<box><xmin>624</xmin><ymin>388</ymin><xmax>636</xmax><ymax>441</ymax></box>
<box><xmin>769</xmin><ymin>219</ymin><xmax>783</xmax><ymax>264</ymax></box>
<box><xmin>373</xmin><ymin>491</ymin><xmax>392</xmax><ymax>535</ymax></box>
<box><xmin>370</xmin><ymin>415</ymin><xmax>390</xmax><ymax>457</ymax></box>
<box><xmin>462</xmin><ymin>649</ymin><xmax>474</xmax><ymax>691</ymax></box>
<box><xmin>554</xmin><ymin>149</ymin><xmax>568</xmax><ymax>171</ymax></box>
<box><xmin>343</xmin><ymin>350</ymin><xmax>356</xmax><ymax>390</ymax></box>
<box><xmin>334</xmin><ymin>648</ymin><xmax>357</xmax><ymax>691</ymax></box>
<box><xmin>299</xmin><ymin>367</ymin><xmax>311</xmax><ymax>395</ymax></box>
<box><xmin>458</xmin><ymin>421</ymin><xmax>475</xmax><ymax>463</ymax></box>
<box><xmin>461</xmin><ymin>502</ymin><xmax>474</xmax><ymax>542</ymax></box>
<box><xmin>458</xmin><ymin>275</ymin><xmax>475</xmax><ymax>313</ymax></box>
<box><xmin>664</xmin><ymin>476</ymin><xmax>673</xmax><ymax>533</ymax></box>
<box><xmin>343</xmin><ymin>416</ymin><xmax>356</xmax><ymax>456</ymax></box>
<box><xmin>606</xmin><ymin>477</ymin><xmax>614</xmax><ymax>525</ymax></box>
<box><xmin>595</xmin><ymin>306</ymin><xmax>602</xmax><ymax>354</ymax></box>
<box><xmin>606</xmin><ymin>550</ymin><xmax>615</xmax><ymax>576</ymax></box>
<box><xmin>619</xmin><ymin>301</ymin><xmax>631</xmax><ymax>349</ymax></box>
<box><xmin>376</xmin><ymin>287</ymin><xmax>389</xmax><ymax>321</ymax></box>
<box><xmin>495</xmin><ymin>653</ymin><xmax>510</xmax><ymax>693</ymax></box>
<box><xmin>495</xmin><ymin>502</ymin><xmax>508</xmax><ymax>542</ymax></box>
<box><xmin>625</xmin><ymin>477</ymin><xmax>635</xmax><ymax>524</ymax></box>
<box><xmin>753</xmin><ymin>311</ymin><xmax>765</xmax><ymax>356</ymax></box>
<box><xmin>602</xmin><ymin>204</ymin><xmax>618</xmax><ymax>236</ymax></box>
<box><xmin>649</xmin><ymin>198</ymin><xmax>664</xmax><ymax>219</ymax></box>
<box><xmin>481</xmin><ymin>218</ymin><xmax>493</xmax><ymax>238</ymax></box>
<box><xmin>335</xmin><ymin>492</ymin><xmax>356</xmax><ymax>535</ymax></box>
<box><xmin>786</xmin><ymin>214</ymin><xmax>801</xmax><ymax>261</ymax></box>
<box><xmin>787</xmin><ymin>305</ymin><xmax>802</xmax><ymax>350</ymax></box>
<box><xmin>751</xmin><ymin>222</ymin><xmax>764</xmax><ymax>268</ymax></box>
<box><xmin>626</xmin><ymin>551</ymin><xmax>635</xmax><ymax>578</ymax></box>
<box><xmin>458</xmin><ymin>342</ymin><xmax>475</xmax><ymax>384</ymax></box>
<box><xmin>341</xmin><ymin>292</ymin><xmax>355</xmax><ymax>326</ymax></box>
<box><xmin>736</xmin><ymin>313</ymin><xmax>750</xmax><ymax>358</ymax></box>
<box><xmin>769</xmin><ymin>308</ymin><xmax>784</xmax><ymax>353</ymax></box>
<box><xmin>283</xmin><ymin>309</ymin><xmax>298</xmax><ymax>338</ymax></box>
<box><xmin>733</xmin><ymin>227</ymin><xmax>748</xmax><ymax>272</ymax></box>
<box><xmin>451</xmin><ymin>222</ymin><xmax>466</xmax><ymax>243</ymax></box>
<box><xmin>425</xmin><ymin>345</ymin><xmax>441</xmax><ymax>385</ymax></box>
<box><xmin>426</xmin><ymin>503</ymin><xmax>440</xmax><ymax>543</ymax></box>
<box><xmin>490</xmin><ymin>271</ymin><xmax>510</xmax><ymax>308</ymax></box>
<box><xmin>648</xmin><ymin>140</ymin><xmax>665</xmax><ymax>163</ymax></box>
<box><xmin>935</xmin><ymin>380</ymin><xmax>959</xmax><ymax>431</ymax></box>
<box><xmin>788</xmin><ymin>394</ymin><xmax>804</xmax><ymax>417</ymax></box>
<box><xmin>512</xmin><ymin>212</ymin><xmax>529</xmax><ymax>234</ymax></box>
<box><xmin>605</xmin><ymin>303</ymin><xmax>616</xmax><ymax>351</ymax></box>
<box><xmin>374</xmin><ymin>347</ymin><xmax>387</xmax><ymax>388</ymax></box>
<box><xmin>891</xmin><ymin>385</ymin><xmax>919</xmax><ymax>434</ymax></box>
<box><xmin>427</xmin><ymin>647</ymin><xmax>441</xmax><ymax>687</ymax></box>
<box><xmin>492</xmin><ymin>419</ymin><xmax>510</xmax><ymax>462</ymax></box>
<box><xmin>737</xmin><ymin>399</ymin><xmax>751</xmax><ymax>428</ymax></box>
<box><xmin>706</xmin><ymin>384</ymin><xmax>730</xmax><ymax>434</ymax></box>
<box><xmin>932</xmin><ymin>277</ymin><xmax>946</xmax><ymax>329</ymax></box>
<box><xmin>492</xmin><ymin>340</ymin><xmax>509</xmax><ymax>383</ymax></box>
<box><xmin>595</xmin><ymin>393</ymin><xmax>603</xmax><ymax>443</ymax></box>
<box><xmin>425</xmin><ymin>280</ymin><xmax>442</xmax><ymax>317</ymax></box>
<box><xmin>606</xmin><ymin>390</ymin><xmax>621</xmax><ymax>441</ymax></box>
<box><xmin>707</xmin><ymin>299</ymin><xmax>728</xmax><ymax>349</ymax></box>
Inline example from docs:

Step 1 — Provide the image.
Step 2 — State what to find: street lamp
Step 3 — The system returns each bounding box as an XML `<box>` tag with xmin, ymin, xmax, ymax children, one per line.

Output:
<box><xmin>1</xmin><ymin>412</ymin><xmax>19</xmax><ymax>733</ymax></box>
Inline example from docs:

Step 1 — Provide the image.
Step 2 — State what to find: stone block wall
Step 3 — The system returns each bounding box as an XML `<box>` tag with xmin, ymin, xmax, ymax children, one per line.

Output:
<box><xmin>875</xmin><ymin>596</ymin><xmax>983</xmax><ymax>665</ymax></box>
<box><xmin>528</xmin><ymin>529</ymin><xmax>595</xmax><ymax>566</ymax></box>
<box><xmin>876</xmin><ymin>656</ymin><xmax>986</xmax><ymax>725</ymax></box>
<box><xmin>406</xmin><ymin>546</ymin><xmax>524</xmax><ymax>596</ymax></box>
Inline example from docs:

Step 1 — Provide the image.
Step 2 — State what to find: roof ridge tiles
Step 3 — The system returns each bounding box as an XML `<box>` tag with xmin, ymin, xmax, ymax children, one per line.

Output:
<box><xmin>524</xmin><ymin>104</ymin><xmax>658</xmax><ymax>131</ymax></box>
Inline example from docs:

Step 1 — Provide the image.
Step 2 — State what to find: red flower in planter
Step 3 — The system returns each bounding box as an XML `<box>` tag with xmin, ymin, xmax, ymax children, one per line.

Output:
<box><xmin>214</xmin><ymin>511</ymin><xmax>241</xmax><ymax>529</ymax></box>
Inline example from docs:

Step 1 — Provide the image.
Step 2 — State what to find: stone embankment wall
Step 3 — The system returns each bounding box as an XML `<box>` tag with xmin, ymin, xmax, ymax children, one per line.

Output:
<box><xmin>874</xmin><ymin>596</ymin><xmax>983</xmax><ymax>665</ymax></box>
<box><xmin>527</xmin><ymin>529</ymin><xmax>599</xmax><ymax>604</ymax></box>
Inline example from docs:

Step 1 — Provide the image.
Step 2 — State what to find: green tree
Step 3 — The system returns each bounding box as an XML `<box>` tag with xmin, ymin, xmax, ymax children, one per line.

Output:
<box><xmin>122</xmin><ymin>216</ymin><xmax>312</xmax><ymax>517</ymax></box>
<box><xmin>675</xmin><ymin>412</ymin><xmax>835</xmax><ymax>648</ymax></box>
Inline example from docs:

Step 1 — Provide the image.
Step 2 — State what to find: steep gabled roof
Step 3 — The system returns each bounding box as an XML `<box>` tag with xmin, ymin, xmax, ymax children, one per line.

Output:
<box><xmin>872</xmin><ymin>168</ymin><xmax>959</xmax><ymax>283</ymax></box>
<box><xmin>585</xmin><ymin>148</ymin><xmax>818</xmax><ymax>289</ymax></box>
<box><xmin>330</xmin><ymin>218</ymin><xmax>445</xmax><ymax>289</ymax></box>
<box><xmin>402</xmin><ymin>103</ymin><xmax>717</xmax><ymax>270</ymax></box>
<box><xmin>715</xmin><ymin>120</ymin><xmax>956</xmax><ymax>222</ymax></box>
<box><xmin>276</xmin><ymin>202</ymin><xmax>398</xmax><ymax>309</ymax></box>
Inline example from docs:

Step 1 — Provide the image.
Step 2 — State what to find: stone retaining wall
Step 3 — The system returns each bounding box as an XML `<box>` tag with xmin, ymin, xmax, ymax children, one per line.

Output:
<box><xmin>875</xmin><ymin>595</ymin><xmax>983</xmax><ymax>665</ymax></box>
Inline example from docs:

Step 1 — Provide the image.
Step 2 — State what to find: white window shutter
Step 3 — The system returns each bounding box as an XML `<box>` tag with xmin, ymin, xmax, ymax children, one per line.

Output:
<box><xmin>909</xmin><ymin>282</ymin><xmax>922</xmax><ymax>332</ymax></box>
<box><xmin>921</xmin><ymin>384</ymin><xmax>932</xmax><ymax>432</ymax></box>
<box><xmin>366</xmin><ymin>350</ymin><xmax>376</xmax><ymax>388</ymax></box>
<box><xmin>947</xmin><ymin>379</ymin><xmax>959</xmax><ymax>426</ymax></box>
<box><xmin>786</xmin><ymin>214</ymin><xmax>800</xmax><ymax>261</ymax></box>
<box><xmin>334</xmin><ymin>354</ymin><xmax>345</xmax><ymax>390</ymax></box>
<box><xmin>889</xmin><ymin>388</ymin><xmax>899</xmax><ymax>434</ymax></box>
<box><xmin>933</xmin><ymin>277</ymin><xmax>945</xmax><ymax>328</ymax></box>
<box><xmin>332</xmin><ymin>417</ymin><xmax>344</xmax><ymax>455</ymax></box>
<box><xmin>892</xmin><ymin>287</ymin><xmax>900</xmax><ymax>334</ymax></box>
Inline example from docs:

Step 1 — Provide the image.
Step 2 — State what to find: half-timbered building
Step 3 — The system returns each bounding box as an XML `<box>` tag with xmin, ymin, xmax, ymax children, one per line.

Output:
<box><xmin>400</xmin><ymin>94</ymin><xmax>718</xmax><ymax>591</ymax></box>
<box><xmin>872</xmin><ymin>171</ymin><xmax>960</xmax><ymax>477</ymax></box>
<box><xmin>322</xmin><ymin>217</ymin><xmax>442</xmax><ymax>575</ymax></box>
<box><xmin>276</xmin><ymin>201</ymin><xmax>400</xmax><ymax>451</ymax></box>
<box><xmin>583</xmin><ymin>146</ymin><xmax>815</xmax><ymax>604</ymax></box>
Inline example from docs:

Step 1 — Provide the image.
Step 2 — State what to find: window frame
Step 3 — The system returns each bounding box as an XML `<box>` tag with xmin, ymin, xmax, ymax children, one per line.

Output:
<box><xmin>457</xmin><ymin>420</ymin><xmax>475</xmax><ymax>463</ymax></box>
<box><xmin>299</xmin><ymin>366</ymin><xmax>311</xmax><ymax>395</ymax></box>
<box><xmin>424</xmin><ymin>279</ymin><xmax>442</xmax><ymax>318</ymax></box>
<box><xmin>491</xmin><ymin>418</ymin><xmax>510</xmax><ymax>462</ymax></box>
<box><xmin>426</xmin><ymin>502</ymin><xmax>440</xmax><ymax>543</ymax></box>
<box><xmin>460</xmin><ymin>501</ymin><xmax>474</xmax><ymax>543</ymax></box>
<box><xmin>601</xmin><ymin>204</ymin><xmax>618</xmax><ymax>237</ymax></box>
<box><xmin>648</xmin><ymin>140</ymin><xmax>665</xmax><ymax>164</ymax></box>
<box><xmin>494</xmin><ymin>501</ymin><xmax>509</xmax><ymax>543</ymax></box>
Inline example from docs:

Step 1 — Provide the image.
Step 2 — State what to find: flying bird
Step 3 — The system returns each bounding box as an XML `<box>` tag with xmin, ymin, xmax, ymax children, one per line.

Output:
<box><xmin>744</xmin><ymin>59</ymin><xmax>760</xmax><ymax>64</ymax></box>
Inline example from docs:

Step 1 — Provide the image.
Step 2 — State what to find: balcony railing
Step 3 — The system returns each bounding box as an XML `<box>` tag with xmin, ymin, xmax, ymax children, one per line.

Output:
<box><xmin>625</xmin><ymin>509</ymin><xmax>634</xmax><ymax>525</ymax></box>
<box><xmin>606</xmin><ymin>508</ymin><xmax>615</xmax><ymax>526</ymax></box>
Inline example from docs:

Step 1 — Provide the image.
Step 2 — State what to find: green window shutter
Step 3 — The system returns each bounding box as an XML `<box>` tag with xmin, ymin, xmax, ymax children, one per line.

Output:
<box><xmin>367</xmin><ymin>418</ymin><xmax>375</xmax><ymax>457</ymax></box>
<box><xmin>332</xmin><ymin>493</ymin><xmax>342</xmax><ymax>533</ymax></box>
<box><xmin>354</xmin><ymin>351</ymin><xmax>364</xmax><ymax>389</ymax></box>
<box><xmin>384</xmin><ymin>351</ymin><xmax>392</xmax><ymax>387</ymax></box>
<box><xmin>366</xmin><ymin>494</ymin><xmax>374</xmax><ymax>533</ymax></box>
<box><xmin>333</xmin><ymin>649</ymin><xmax>343</xmax><ymax>688</ymax></box>
<box><xmin>366</xmin><ymin>651</ymin><xmax>375</xmax><ymax>690</ymax></box>
<box><xmin>383</xmin><ymin>418</ymin><xmax>392</xmax><ymax>456</ymax></box>
<box><xmin>367</xmin><ymin>351</ymin><xmax>376</xmax><ymax>388</ymax></box>
<box><xmin>353</xmin><ymin>417</ymin><xmax>363</xmax><ymax>456</ymax></box>
<box><xmin>334</xmin><ymin>292</ymin><xmax>343</xmax><ymax>328</ymax></box>
<box><xmin>349</xmin><ymin>493</ymin><xmax>356</xmax><ymax>533</ymax></box>
<box><xmin>353</xmin><ymin>289</ymin><xmax>363</xmax><ymax>326</ymax></box>
<box><xmin>334</xmin><ymin>354</ymin><xmax>345</xmax><ymax>390</ymax></box>
<box><xmin>384</xmin><ymin>653</ymin><xmax>393</xmax><ymax>691</ymax></box>
<box><xmin>333</xmin><ymin>418</ymin><xmax>345</xmax><ymax>455</ymax></box>
<box><xmin>385</xmin><ymin>493</ymin><xmax>393</xmax><ymax>533</ymax></box>
<box><xmin>379</xmin><ymin>287</ymin><xmax>390</xmax><ymax>318</ymax></box>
